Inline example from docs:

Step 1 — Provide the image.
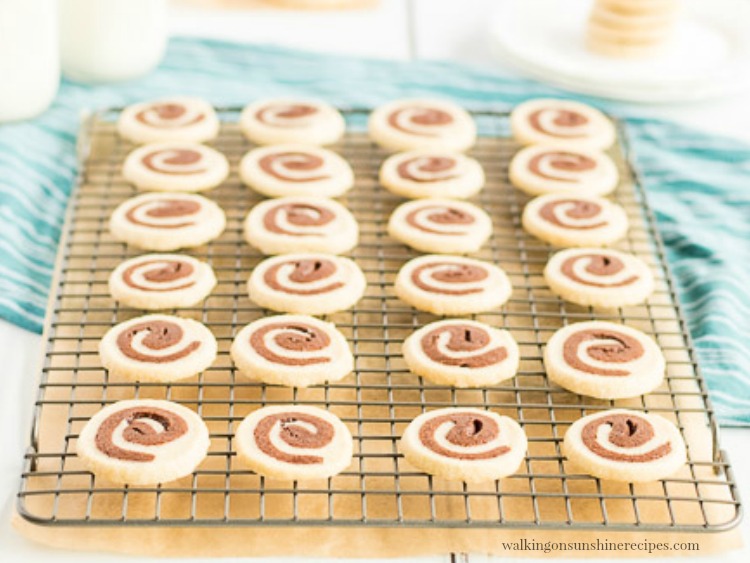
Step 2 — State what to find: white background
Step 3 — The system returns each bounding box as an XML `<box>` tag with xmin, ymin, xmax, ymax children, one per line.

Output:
<box><xmin>1</xmin><ymin>1</ymin><xmax>747</xmax><ymax>561</ymax></box>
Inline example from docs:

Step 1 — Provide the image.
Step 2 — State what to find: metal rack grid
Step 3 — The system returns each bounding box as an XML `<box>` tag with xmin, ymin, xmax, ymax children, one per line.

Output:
<box><xmin>16</xmin><ymin>108</ymin><xmax>741</xmax><ymax>532</ymax></box>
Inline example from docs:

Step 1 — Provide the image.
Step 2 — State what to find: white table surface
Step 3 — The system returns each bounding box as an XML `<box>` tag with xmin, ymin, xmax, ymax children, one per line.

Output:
<box><xmin>1</xmin><ymin>1</ymin><xmax>747</xmax><ymax>561</ymax></box>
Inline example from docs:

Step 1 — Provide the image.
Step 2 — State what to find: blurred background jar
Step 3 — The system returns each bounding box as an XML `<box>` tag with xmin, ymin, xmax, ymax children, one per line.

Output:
<box><xmin>0</xmin><ymin>0</ymin><xmax>60</xmax><ymax>122</ymax></box>
<box><xmin>59</xmin><ymin>0</ymin><xmax>168</xmax><ymax>84</ymax></box>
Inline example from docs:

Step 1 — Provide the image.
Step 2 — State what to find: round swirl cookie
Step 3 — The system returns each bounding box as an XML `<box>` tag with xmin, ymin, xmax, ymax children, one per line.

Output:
<box><xmin>240</xmin><ymin>98</ymin><xmax>345</xmax><ymax>146</ymax></box>
<box><xmin>511</xmin><ymin>99</ymin><xmax>616</xmax><ymax>150</ymax></box>
<box><xmin>388</xmin><ymin>199</ymin><xmax>491</xmax><ymax>254</ymax></box>
<box><xmin>369</xmin><ymin>99</ymin><xmax>477</xmax><ymax>152</ymax></box>
<box><xmin>110</xmin><ymin>192</ymin><xmax>226</xmax><ymax>251</ymax></box>
<box><xmin>109</xmin><ymin>254</ymin><xmax>216</xmax><ymax>310</ymax></box>
<box><xmin>545</xmin><ymin>321</ymin><xmax>665</xmax><ymax>399</ymax></box>
<box><xmin>240</xmin><ymin>144</ymin><xmax>354</xmax><ymax>198</ymax></box>
<box><xmin>509</xmin><ymin>145</ymin><xmax>618</xmax><ymax>197</ymax></box>
<box><xmin>122</xmin><ymin>142</ymin><xmax>229</xmax><ymax>193</ymax></box>
<box><xmin>400</xmin><ymin>407</ymin><xmax>527</xmax><ymax>482</ymax></box>
<box><xmin>522</xmin><ymin>194</ymin><xmax>628</xmax><ymax>247</ymax></box>
<box><xmin>563</xmin><ymin>409</ymin><xmax>686</xmax><ymax>482</ymax></box>
<box><xmin>76</xmin><ymin>399</ymin><xmax>210</xmax><ymax>485</ymax></box>
<box><xmin>244</xmin><ymin>196</ymin><xmax>359</xmax><ymax>255</ymax></box>
<box><xmin>117</xmin><ymin>97</ymin><xmax>220</xmax><ymax>144</ymax></box>
<box><xmin>379</xmin><ymin>150</ymin><xmax>485</xmax><ymax>199</ymax></box>
<box><xmin>99</xmin><ymin>314</ymin><xmax>217</xmax><ymax>382</ymax></box>
<box><xmin>395</xmin><ymin>255</ymin><xmax>512</xmax><ymax>316</ymax></box>
<box><xmin>235</xmin><ymin>405</ymin><xmax>353</xmax><ymax>480</ymax></box>
<box><xmin>248</xmin><ymin>253</ymin><xmax>367</xmax><ymax>315</ymax></box>
<box><xmin>231</xmin><ymin>315</ymin><xmax>353</xmax><ymax>387</ymax></box>
<box><xmin>544</xmin><ymin>248</ymin><xmax>654</xmax><ymax>308</ymax></box>
<box><xmin>403</xmin><ymin>320</ymin><xmax>519</xmax><ymax>388</ymax></box>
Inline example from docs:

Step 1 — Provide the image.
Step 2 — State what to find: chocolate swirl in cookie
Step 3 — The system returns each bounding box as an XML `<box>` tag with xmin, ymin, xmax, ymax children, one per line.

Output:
<box><xmin>388</xmin><ymin>107</ymin><xmax>454</xmax><ymax>137</ymax></box>
<box><xmin>255</xmin><ymin>104</ymin><xmax>319</xmax><ymax>128</ymax></box>
<box><xmin>560</xmin><ymin>253</ymin><xmax>639</xmax><ymax>288</ymax></box>
<box><xmin>259</xmin><ymin>152</ymin><xmax>329</xmax><ymax>182</ymax></box>
<box><xmin>116</xmin><ymin>319</ymin><xmax>201</xmax><ymax>363</ymax></box>
<box><xmin>263</xmin><ymin>258</ymin><xmax>344</xmax><ymax>295</ymax></box>
<box><xmin>529</xmin><ymin>108</ymin><xmax>590</xmax><ymax>138</ymax></box>
<box><xmin>263</xmin><ymin>202</ymin><xmax>335</xmax><ymax>236</ymax></box>
<box><xmin>420</xmin><ymin>324</ymin><xmax>507</xmax><ymax>368</ymax></box>
<box><xmin>124</xmin><ymin>197</ymin><xmax>201</xmax><ymax>229</ymax></box>
<box><xmin>95</xmin><ymin>406</ymin><xmax>188</xmax><ymax>462</ymax></box>
<box><xmin>121</xmin><ymin>258</ymin><xmax>196</xmax><ymax>292</ymax></box>
<box><xmin>397</xmin><ymin>156</ymin><xmax>459</xmax><ymax>182</ymax></box>
<box><xmin>404</xmin><ymin>204</ymin><xmax>475</xmax><ymax>235</ymax></box>
<box><xmin>562</xmin><ymin>328</ymin><xmax>644</xmax><ymax>376</ymax></box>
<box><xmin>581</xmin><ymin>413</ymin><xmax>671</xmax><ymax>463</ymax></box>
<box><xmin>141</xmin><ymin>148</ymin><xmax>207</xmax><ymax>175</ymax></box>
<box><xmin>249</xmin><ymin>322</ymin><xmax>332</xmax><ymax>366</ymax></box>
<box><xmin>411</xmin><ymin>261</ymin><xmax>488</xmax><ymax>295</ymax></box>
<box><xmin>528</xmin><ymin>151</ymin><xmax>597</xmax><ymax>183</ymax></box>
<box><xmin>253</xmin><ymin>411</ymin><xmax>334</xmax><ymax>464</ymax></box>
<box><xmin>135</xmin><ymin>102</ymin><xmax>205</xmax><ymax>128</ymax></box>
<box><xmin>418</xmin><ymin>411</ymin><xmax>510</xmax><ymax>460</ymax></box>
<box><xmin>538</xmin><ymin>198</ymin><xmax>605</xmax><ymax>229</ymax></box>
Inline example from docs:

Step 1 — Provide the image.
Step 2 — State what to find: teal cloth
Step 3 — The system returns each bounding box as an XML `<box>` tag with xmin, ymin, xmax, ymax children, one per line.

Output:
<box><xmin>1</xmin><ymin>38</ymin><xmax>748</xmax><ymax>425</ymax></box>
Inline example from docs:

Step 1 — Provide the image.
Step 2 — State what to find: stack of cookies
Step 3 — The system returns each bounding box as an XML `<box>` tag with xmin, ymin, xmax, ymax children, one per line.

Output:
<box><xmin>586</xmin><ymin>0</ymin><xmax>680</xmax><ymax>58</ymax></box>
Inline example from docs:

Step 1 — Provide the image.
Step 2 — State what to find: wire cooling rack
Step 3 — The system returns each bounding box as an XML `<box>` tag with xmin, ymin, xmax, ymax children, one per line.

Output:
<box><xmin>17</xmin><ymin>108</ymin><xmax>741</xmax><ymax>532</ymax></box>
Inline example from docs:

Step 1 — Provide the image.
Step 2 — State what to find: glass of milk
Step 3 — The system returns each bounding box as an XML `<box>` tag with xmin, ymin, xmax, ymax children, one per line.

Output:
<box><xmin>0</xmin><ymin>0</ymin><xmax>60</xmax><ymax>122</ymax></box>
<box><xmin>59</xmin><ymin>0</ymin><xmax>168</xmax><ymax>84</ymax></box>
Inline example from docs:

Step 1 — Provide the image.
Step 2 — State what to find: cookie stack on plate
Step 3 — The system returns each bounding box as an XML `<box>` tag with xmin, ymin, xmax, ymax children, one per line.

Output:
<box><xmin>586</xmin><ymin>0</ymin><xmax>680</xmax><ymax>58</ymax></box>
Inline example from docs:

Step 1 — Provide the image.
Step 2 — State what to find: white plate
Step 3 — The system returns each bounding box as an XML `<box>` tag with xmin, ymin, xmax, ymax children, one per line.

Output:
<box><xmin>490</xmin><ymin>0</ymin><xmax>750</xmax><ymax>103</ymax></box>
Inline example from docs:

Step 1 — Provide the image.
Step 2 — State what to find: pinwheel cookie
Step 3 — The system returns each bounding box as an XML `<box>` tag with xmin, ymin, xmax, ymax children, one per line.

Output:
<box><xmin>240</xmin><ymin>98</ymin><xmax>346</xmax><ymax>146</ymax></box>
<box><xmin>248</xmin><ymin>253</ymin><xmax>367</xmax><ymax>315</ymax></box>
<box><xmin>117</xmin><ymin>97</ymin><xmax>220</xmax><ymax>144</ymax></box>
<box><xmin>240</xmin><ymin>144</ymin><xmax>354</xmax><ymax>198</ymax></box>
<box><xmin>235</xmin><ymin>405</ymin><xmax>353</xmax><ymax>481</ymax></box>
<box><xmin>379</xmin><ymin>150</ymin><xmax>485</xmax><ymax>199</ymax></box>
<box><xmin>395</xmin><ymin>255</ymin><xmax>512</xmax><ymax>316</ymax></box>
<box><xmin>522</xmin><ymin>193</ymin><xmax>628</xmax><ymax>247</ymax></box>
<box><xmin>369</xmin><ymin>99</ymin><xmax>477</xmax><ymax>152</ymax></box>
<box><xmin>511</xmin><ymin>99</ymin><xmax>616</xmax><ymax>150</ymax></box>
<box><xmin>509</xmin><ymin>145</ymin><xmax>618</xmax><ymax>197</ymax></box>
<box><xmin>76</xmin><ymin>399</ymin><xmax>210</xmax><ymax>485</ymax></box>
<box><xmin>231</xmin><ymin>315</ymin><xmax>353</xmax><ymax>387</ymax></box>
<box><xmin>544</xmin><ymin>248</ymin><xmax>654</xmax><ymax>308</ymax></box>
<box><xmin>122</xmin><ymin>142</ymin><xmax>229</xmax><ymax>192</ymax></box>
<box><xmin>545</xmin><ymin>321</ymin><xmax>665</xmax><ymax>399</ymax></box>
<box><xmin>109</xmin><ymin>254</ymin><xmax>216</xmax><ymax>310</ymax></box>
<box><xmin>110</xmin><ymin>192</ymin><xmax>226</xmax><ymax>251</ymax></box>
<box><xmin>403</xmin><ymin>319</ymin><xmax>519</xmax><ymax>388</ymax></box>
<box><xmin>99</xmin><ymin>314</ymin><xmax>217</xmax><ymax>382</ymax></box>
<box><xmin>244</xmin><ymin>196</ymin><xmax>359</xmax><ymax>255</ymax></box>
<box><xmin>563</xmin><ymin>409</ymin><xmax>686</xmax><ymax>482</ymax></box>
<box><xmin>400</xmin><ymin>407</ymin><xmax>527</xmax><ymax>482</ymax></box>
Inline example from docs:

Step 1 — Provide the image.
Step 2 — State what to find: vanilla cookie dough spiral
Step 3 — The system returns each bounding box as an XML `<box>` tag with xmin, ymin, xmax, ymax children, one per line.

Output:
<box><xmin>240</xmin><ymin>144</ymin><xmax>354</xmax><ymax>198</ymax></box>
<box><xmin>509</xmin><ymin>145</ymin><xmax>618</xmax><ymax>197</ymax></box>
<box><xmin>563</xmin><ymin>409</ymin><xmax>686</xmax><ymax>482</ymax></box>
<box><xmin>400</xmin><ymin>407</ymin><xmax>527</xmax><ymax>482</ymax></box>
<box><xmin>99</xmin><ymin>314</ymin><xmax>217</xmax><ymax>383</ymax></box>
<box><xmin>235</xmin><ymin>405</ymin><xmax>353</xmax><ymax>481</ymax></box>
<box><xmin>240</xmin><ymin>98</ymin><xmax>346</xmax><ymax>146</ymax></box>
<box><xmin>544</xmin><ymin>248</ymin><xmax>654</xmax><ymax>308</ymax></box>
<box><xmin>403</xmin><ymin>319</ymin><xmax>520</xmax><ymax>388</ymax></box>
<box><xmin>511</xmin><ymin>99</ymin><xmax>616</xmax><ymax>150</ymax></box>
<box><xmin>522</xmin><ymin>194</ymin><xmax>628</xmax><ymax>247</ymax></box>
<box><xmin>244</xmin><ymin>196</ymin><xmax>359</xmax><ymax>255</ymax></box>
<box><xmin>76</xmin><ymin>399</ymin><xmax>210</xmax><ymax>485</ymax></box>
<box><xmin>248</xmin><ymin>253</ymin><xmax>367</xmax><ymax>315</ymax></box>
<box><xmin>369</xmin><ymin>99</ymin><xmax>477</xmax><ymax>152</ymax></box>
<box><xmin>122</xmin><ymin>142</ymin><xmax>229</xmax><ymax>193</ymax></box>
<box><xmin>117</xmin><ymin>97</ymin><xmax>220</xmax><ymax>144</ymax></box>
<box><xmin>395</xmin><ymin>255</ymin><xmax>512</xmax><ymax>316</ymax></box>
<box><xmin>109</xmin><ymin>254</ymin><xmax>216</xmax><ymax>310</ymax></box>
<box><xmin>110</xmin><ymin>192</ymin><xmax>226</xmax><ymax>251</ymax></box>
<box><xmin>231</xmin><ymin>315</ymin><xmax>354</xmax><ymax>387</ymax></box>
<box><xmin>545</xmin><ymin>321</ymin><xmax>665</xmax><ymax>399</ymax></box>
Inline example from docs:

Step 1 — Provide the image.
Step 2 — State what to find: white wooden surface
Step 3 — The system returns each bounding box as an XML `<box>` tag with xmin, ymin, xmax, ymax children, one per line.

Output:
<box><xmin>1</xmin><ymin>1</ymin><xmax>748</xmax><ymax>561</ymax></box>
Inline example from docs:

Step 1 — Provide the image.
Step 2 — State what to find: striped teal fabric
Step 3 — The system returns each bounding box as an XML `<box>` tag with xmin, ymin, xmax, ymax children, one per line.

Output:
<box><xmin>0</xmin><ymin>38</ymin><xmax>747</xmax><ymax>425</ymax></box>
